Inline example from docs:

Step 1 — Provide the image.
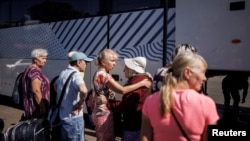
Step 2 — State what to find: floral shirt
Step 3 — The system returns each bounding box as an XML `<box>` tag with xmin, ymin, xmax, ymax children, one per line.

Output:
<box><xmin>93</xmin><ymin>70</ymin><xmax>116</xmax><ymax>104</ymax></box>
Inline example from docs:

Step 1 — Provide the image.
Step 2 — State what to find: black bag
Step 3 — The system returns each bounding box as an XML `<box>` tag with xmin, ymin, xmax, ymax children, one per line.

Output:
<box><xmin>48</xmin><ymin>72</ymin><xmax>76</xmax><ymax>126</ymax></box>
<box><xmin>49</xmin><ymin>75</ymin><xmax>59</xmax><ymax>107</ymax></box>
<box><xmin>11</xmin><ymin>72</ymin><xmax>24</xmax><ymax>109</ymax></box>
<box><xmin>4</xmin><ymin>118</ymin><xmax>50</xmax><ymax>141</ymax></box>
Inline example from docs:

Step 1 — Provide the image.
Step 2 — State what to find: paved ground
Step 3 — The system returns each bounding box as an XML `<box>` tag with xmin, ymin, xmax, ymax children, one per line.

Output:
<box><xmin>0</xmin><ymin>76</ymin><xmax>250</xmax><ymax>140</ymax></box>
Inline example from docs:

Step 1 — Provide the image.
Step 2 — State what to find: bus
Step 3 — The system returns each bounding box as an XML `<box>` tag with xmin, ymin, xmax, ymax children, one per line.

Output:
<box><xmin>1</xmin><ymin>0</ymin><xmax>250</xmax><ymax>99</ymax></box>
<box><xmin>0</xmin><ymin>0</ymin><xmax>176</xmax><ymax>97</ymax></box>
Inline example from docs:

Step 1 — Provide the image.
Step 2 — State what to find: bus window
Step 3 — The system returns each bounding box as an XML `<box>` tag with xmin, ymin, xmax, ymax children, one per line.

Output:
<box><xmin>0</xmin><ymin>0</ymin><xmax>100</xmax><ymax>28</ymax></box>
<box><xmin>112</xmin><ymin>0</ymin><xmax>161</xmax><ymax>13</ymax></box>
<box><xmin>0</xmin><ymin>0</ymin><xmax>175</xmax><ymax>28</ymax></box>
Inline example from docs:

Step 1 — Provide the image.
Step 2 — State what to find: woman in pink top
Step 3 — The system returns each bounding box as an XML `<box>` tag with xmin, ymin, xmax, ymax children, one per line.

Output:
<box><xmin>140</xmin><ymin>53</ymin><xmax>219</xmax><ymax>141</ymax></box>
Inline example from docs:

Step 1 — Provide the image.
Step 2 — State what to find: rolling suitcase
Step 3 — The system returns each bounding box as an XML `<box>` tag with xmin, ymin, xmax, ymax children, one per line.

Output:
<box><xmin>4</xmin><ymin>118</ymin><xmax>50</xmax><ymax>141</ymax></box>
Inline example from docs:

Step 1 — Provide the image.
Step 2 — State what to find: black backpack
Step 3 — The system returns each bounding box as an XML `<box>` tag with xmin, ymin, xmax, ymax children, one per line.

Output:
<box><xmin>12</xmin><ymin>72</ymin><xmax>24</xmax><ymax>109</ymax></box>
<box><xmin>50</xmin><ymin>75</ymin><xmax>59</xmax><ymax>107</ymax></box>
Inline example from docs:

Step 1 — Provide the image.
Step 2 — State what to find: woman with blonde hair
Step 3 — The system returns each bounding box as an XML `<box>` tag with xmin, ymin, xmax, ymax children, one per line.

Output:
<box><xmin>140</xmin><ymin>53</ymin><xmax>219</xmax><ymax>141</ymax></box>
<box><xmin>91</xmin><ymin>49</ymin><xmax>151</xmax><ymax>141</ymax></box>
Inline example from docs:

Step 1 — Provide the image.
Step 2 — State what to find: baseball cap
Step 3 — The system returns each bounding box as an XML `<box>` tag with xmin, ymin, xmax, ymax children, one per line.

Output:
<box><xmin>70</xmin><ymin>52</ymin><xmax>93</xmax><ymax>62</ymax></box>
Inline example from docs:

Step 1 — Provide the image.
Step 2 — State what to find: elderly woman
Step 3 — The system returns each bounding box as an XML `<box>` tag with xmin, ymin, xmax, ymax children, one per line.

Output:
<box><xmin>140</xmin><ymin>53</ymin><xmax>219</xmax><ymax>141</ymax></box>
<box><xmin>91</xmin><ymin>49</ymin><xmax>151</xmax><ymax>141</ymax></box>
<box><xmin>22</xmin><ymin>48</ymin><xmax>50</xmax><ymax>119</ymax></box>
<box><xmin>119</xmin><ymin>57</ymin><xmax>152</xmax><ymax>141</ymax></box>
<box><xmin>152</xmin><ymin>43</ymin><xmax>198</xmax><ymax>93</ymax></box>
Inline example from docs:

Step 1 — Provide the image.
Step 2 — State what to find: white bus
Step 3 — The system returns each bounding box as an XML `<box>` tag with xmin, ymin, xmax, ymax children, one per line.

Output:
<box><xmin>0</xmin><ymin>0</ymin><xmax>176</xmax><ymax>97</ymax></box>
<box><xmin>1</xmin><ymin>0</ymin><xmax>250</xmax><ymax>98</ymax></box>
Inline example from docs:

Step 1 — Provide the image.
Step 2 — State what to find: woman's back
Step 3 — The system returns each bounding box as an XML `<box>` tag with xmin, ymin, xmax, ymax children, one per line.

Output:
<box><xmin>143</xmin><ymin>90</ymin><xmax>219</xmax><ymax>141</ymax></box>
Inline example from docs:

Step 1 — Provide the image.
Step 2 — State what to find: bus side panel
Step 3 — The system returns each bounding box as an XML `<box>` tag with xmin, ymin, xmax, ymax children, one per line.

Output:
<box><xmin>109</xmin><ymin>8</ymin><xmax>176</xmax><ymax>84</ymax></box>
<box><xmin>0</xmin><ymin>8</ymin><xmax>176</xmax><ymax>97</ymax></box>
<box><xmin>176</xmin><ymin>0</ymin><xmax>250</xmax><ymax>71</ymax></box>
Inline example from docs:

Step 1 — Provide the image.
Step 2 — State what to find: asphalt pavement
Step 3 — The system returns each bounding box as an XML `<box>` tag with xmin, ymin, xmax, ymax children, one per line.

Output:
<box><xmin>0</xmin><ymin>76</ymin><xmax>250</xmax><ymax>141</ymax></box>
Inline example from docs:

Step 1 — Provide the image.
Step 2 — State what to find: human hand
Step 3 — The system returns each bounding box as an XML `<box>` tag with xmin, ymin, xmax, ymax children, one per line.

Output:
<box><xmin>141</xmin><ymin>79</ymin><xmax>152</xmax><ymax>88</ymax></box>
<box><xmin>72</xmin><ymin>102</ymin><xmax>84</xmax><ymax>115</ymax></box>
<box><xmin>95</xmin><ymin>95</ymin><xmax>108</xmax><ymax>105</ymax></box>
<box><xmin>39</xmin><ymin>102</ymin><xmax>46</xmax><ymax>116</ymax></box>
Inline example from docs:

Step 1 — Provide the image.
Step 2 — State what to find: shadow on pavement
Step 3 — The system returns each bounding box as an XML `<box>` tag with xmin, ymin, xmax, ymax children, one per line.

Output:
<box><xmin>0</xmin><ymin>95</ymin><xmax>23</xmax><ymax>110</ymax></box>
<box><xmin>216</xmin><ymin>104</ymin><xmax>250</xmax><ymax>130</ymax></box>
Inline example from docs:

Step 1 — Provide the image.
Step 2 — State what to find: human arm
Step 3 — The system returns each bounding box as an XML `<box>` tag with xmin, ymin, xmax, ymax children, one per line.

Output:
<box><xmin>106</xmin><ymin>78</ymin><xmax>152</xmax><ymax>94</ymax></box>
<box><xmin>201</xmin><ymin>125</ymin><xmax>208</xmax><ymax>141</ymax></box>
<box><xmin>72</xmin><ymin>83</ymin><xmax>88</xmax><ymax>115</ymax></box>
<box><xmin>31</xmin><ymin>78</ymin><xmax>45</xmax><ymax>114</ymax></box>
<box><xmin>140</xmin><ymin>114</ymin><xmax>153</xmax><ymax>141</ymax></box>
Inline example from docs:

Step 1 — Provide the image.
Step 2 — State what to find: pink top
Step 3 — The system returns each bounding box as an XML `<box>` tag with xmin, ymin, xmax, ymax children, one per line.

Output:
<box><xmin>143</xmin><ymin>90</ymin><xmax>219</xmax><ymax>141</ymax></box>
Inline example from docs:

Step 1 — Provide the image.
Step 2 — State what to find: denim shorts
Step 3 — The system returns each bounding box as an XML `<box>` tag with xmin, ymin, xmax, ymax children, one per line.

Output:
<box><xmin>61</xmin><ymin>116</ymin><xmax>84</xmax><ymax>141</ymax></box>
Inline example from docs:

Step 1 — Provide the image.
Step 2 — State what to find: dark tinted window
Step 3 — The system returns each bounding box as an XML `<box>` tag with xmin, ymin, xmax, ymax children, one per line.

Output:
<box><xmin>112</xmin><ymin>0</ymin><xmax>161</xmax><ymax>13</ymax></box>
<box><xmin>0</xmin><ymin>0</ymin><xmax>100</xmax><ymax>28</ymax></box>
<box><xmin>0</xmin><ymin>0</ymin><xmax>173</xmax><ymax>28</ymax></box>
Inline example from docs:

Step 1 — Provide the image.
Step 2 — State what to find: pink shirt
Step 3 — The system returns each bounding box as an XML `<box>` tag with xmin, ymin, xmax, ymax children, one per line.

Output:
<box><xmin>143</xmin><ymin>90</ymin><xmax>219</xmax><ymax>141</ymax></box>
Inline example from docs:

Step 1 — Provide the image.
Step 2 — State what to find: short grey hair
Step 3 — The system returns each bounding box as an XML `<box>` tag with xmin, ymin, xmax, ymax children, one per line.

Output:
<box><xmin>31</xmin><ymin>48</ymin><xmax>48</xmax><ymax>58</ymax></box>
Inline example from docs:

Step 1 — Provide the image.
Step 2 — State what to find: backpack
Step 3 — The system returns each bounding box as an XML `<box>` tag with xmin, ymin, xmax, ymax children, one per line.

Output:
<box><xmin>12</xmin><ymin>72</ymin><xmax>24</xmax><ymax>109</ymax></box>
<box><xmin>50</xmin><ymin>75</ymin><xmax>59</xmax><ymax>107</ymax></box>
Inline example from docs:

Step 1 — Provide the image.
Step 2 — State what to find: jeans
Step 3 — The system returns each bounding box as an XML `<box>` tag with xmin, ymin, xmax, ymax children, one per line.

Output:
<box><xmin>61</xmin><ymin>116</ymin><xmax>84</xmax><ymax>141</ymax></box>
<box><xmin>123</xmin><ymin>130</ymin><xmax>140</xmax><ymax>141</ymax></box>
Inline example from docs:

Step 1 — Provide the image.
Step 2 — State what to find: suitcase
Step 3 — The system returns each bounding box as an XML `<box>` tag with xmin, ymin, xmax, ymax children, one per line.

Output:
<box><xmin>4</xmin><ymin>118</ymin><xmax>50</xmax><ymax>141</ymax></box>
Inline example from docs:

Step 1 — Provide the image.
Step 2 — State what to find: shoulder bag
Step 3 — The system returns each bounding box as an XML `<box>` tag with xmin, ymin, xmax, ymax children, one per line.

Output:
<box><xmin>48</xmin><ymin>71</ymin><xmax>76</xmax><ymax>127</ymax></box>
<box><xmin>171</xmin><ymin>109</ymin><xmax>190</xmax><ymax>141</ymax></box>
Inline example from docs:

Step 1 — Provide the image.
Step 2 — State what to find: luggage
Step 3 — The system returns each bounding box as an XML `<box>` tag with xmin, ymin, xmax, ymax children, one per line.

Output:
<box><xmin>4</xmin><ymin>118</ymin><xmax>50</xmax><ymax>141</ymax></box>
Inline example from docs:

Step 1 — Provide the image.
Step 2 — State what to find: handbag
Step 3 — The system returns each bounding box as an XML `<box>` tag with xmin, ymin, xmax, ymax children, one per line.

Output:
<box><xmin>171</xmin><ymin>109</ymin><xmax>190</xmax><ymax>141</ymax></box>
<box><xmin>47</xmin><ymin>71</ymin><xmax>76</xmax><ymax>127</ymax></box>
<box><xmin>4</xmin><ymin>118</ymin><xmax>50</xmax><ymax>141</ymax></box>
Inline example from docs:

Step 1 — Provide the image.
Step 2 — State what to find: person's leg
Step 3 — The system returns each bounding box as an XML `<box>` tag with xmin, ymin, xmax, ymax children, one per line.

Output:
<box><xmin>0</xmin><ymin>118</ymin><xmax>4</xmax><ymax>141</ymax></box>
<box><xmin>61</xmin><ymin>117</ymin><xmax>84</xmax><ymax>141</ymax></box>
<box><xmin>91</xmin><ymin>110</ymin><xmax>115</xmax><ymax>141</ymax></box>
<box><xmin>230</xmin><ymin>89</ymin><xmax>240</xmax><ymax>121</ymax></box>
<box><xmin>61</xmin><ymin>124</ymin><xmax>68</xmax><ymax>141</ymax></box>
<box><xmin>0</xmin><ymin>118</ymin><xmax>4</xmax><ymax>133</ymax></box>
<box><xmin>222</xmin><ymin>88</ymin><xmax>231</xmax><ymax>107</ymax></box>
<box><xmin>231</xmin><ymin>90</ymin><xmax>240</xmax><ymax>110</ymax></box>
<box><xmin>123</xmin><ymin>130</ymin><xmax>140</xmax><ymax>141</ymax></box>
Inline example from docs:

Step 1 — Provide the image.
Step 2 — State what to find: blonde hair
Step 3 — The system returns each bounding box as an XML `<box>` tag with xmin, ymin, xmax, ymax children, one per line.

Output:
<box><xmin>94</xmin><ymin>49</ymin><xmax>118</xmax><ymax>66</ymax></box>
<box><xmin>159</xmin><ymin>53</ymin><xmax>207</xmax><ymax>117</ymax></box>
